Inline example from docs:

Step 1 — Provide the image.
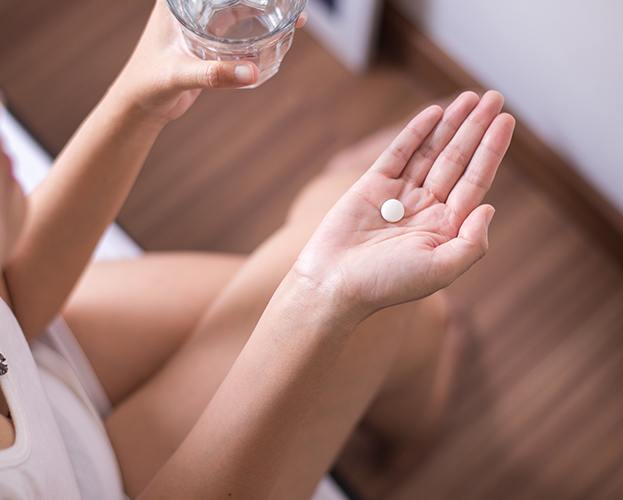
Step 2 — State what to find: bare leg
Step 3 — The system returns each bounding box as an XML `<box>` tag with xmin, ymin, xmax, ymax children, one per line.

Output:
<box><xmin>61</xmin><ymin>127</ymin><xmax>399</xmax><ymax>407</ymax></box>
<box><xmin>63</xmin><ymin>252</ymin><xmax>244</xmax><ymax>404</ymax></box>
<box><xmin>106</xmin><ymin>127</ymin><xmax>454</xmax><ymax>497</ymax></box>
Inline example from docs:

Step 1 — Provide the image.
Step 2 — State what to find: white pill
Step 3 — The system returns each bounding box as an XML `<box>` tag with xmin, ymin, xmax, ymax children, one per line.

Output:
<box><xmin>380</xmin><ymin>199</ymin><xmax>405</xmax><ymax>223</ymax></box>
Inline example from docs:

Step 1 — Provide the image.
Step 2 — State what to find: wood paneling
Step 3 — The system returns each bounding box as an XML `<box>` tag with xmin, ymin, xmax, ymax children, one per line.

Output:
<box><xmin>1</xmin><ymin>2</ymin><xmax>622</xmax><ymax>499</ymax></box>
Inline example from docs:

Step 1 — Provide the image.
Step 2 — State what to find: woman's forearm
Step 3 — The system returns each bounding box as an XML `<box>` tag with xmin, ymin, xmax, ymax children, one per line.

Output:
<box><xmin>5</xmin><ymin>85</ymin><xmax>164</xmax><ymax>339</ymax></box>
<box><xmin>3</xmin><ymin>0</ymin><xmax>265</xmax><ymax>339</ymax></box>
<box><xmin>138</xmin><ymin>89</ymin><xmax>514</xmax><ymax>499</ymax></box>
<box><xmin>139</xmin><ymin>271</ymin><xmax>362</xmax><ymax>500</ymax></box>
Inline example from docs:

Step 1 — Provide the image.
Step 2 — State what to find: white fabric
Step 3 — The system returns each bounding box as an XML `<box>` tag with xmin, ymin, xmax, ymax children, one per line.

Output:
<box><xmin>0</xmin><ymin>299</ymin><xmax>82</xmax><ymax>499</ymax></box>
<box><xmin>0</xmin><ymin>298</ymin><xmax>126</xmax><ymax>500</ymax></box>
<box><xmin>42</xmin><ymin>317</ymin><xmax>112</xmax><ymax>419</ymax></box>
<box><xmin>31</xmin><ymin>341</ymin><xmax>126</xmax><ymax>500</ymax></box>
<box><xmin>0</xmin><ymin>106</ymin><xmax>347</xmax><ymax>500</ymax></box>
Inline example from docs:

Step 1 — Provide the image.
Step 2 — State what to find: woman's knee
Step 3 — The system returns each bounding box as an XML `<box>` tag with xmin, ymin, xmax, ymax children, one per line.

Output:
<box><xmin>286</xmin><ymin>125</ymin><xmax>402</xmax><ymax>226</ymax></box>
<box><xmin>361</xmin><ymin>292</ymin><xmax>450</xmax><ymax>395</ymax></box>
<box><xmin>286</xmin><ymin>169</ymin><xmax>359</xmax><ymax>227</ymax></box>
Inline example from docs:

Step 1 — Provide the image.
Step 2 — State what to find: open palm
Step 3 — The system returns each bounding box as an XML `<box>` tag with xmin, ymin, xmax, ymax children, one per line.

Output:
<box><xmin>295</xmin><ymin>91</ymin><xmax>516</xmax><ymax>314</ymax></box>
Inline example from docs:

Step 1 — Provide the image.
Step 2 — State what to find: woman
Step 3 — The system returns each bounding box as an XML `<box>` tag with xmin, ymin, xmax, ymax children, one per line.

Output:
<box><xmin>0</xmin><ymin>0</ymin><xmax>515</xmax><ymax>498</ymax></box>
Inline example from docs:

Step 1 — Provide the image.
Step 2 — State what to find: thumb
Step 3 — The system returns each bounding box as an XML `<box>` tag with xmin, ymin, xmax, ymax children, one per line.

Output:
<box><xmin>174</xmin><ymin>60</ymin><xmax>259</xmax><ymax>90</ymax></box>
<box><xmin>432</xmin><ymin>204</ymin><xmax>495</xmax><ymax>286</ymax></box>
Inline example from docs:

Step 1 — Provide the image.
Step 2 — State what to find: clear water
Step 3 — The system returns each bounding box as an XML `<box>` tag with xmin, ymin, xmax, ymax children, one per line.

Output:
<box><xmin>168</xmin><ymin>0</ymin><xmax>305</xmax><ymax>87</ymax></box>
<box><xmin>179</xmin><ymin>0</ymin><xmax>288</xmax><ymax>41</ymax></box>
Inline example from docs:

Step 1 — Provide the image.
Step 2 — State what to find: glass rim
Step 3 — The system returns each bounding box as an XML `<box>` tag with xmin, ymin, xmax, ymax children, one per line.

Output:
<box><xmin>166</xmin><ymin>0</ymin><xmax>307</xmax><ymax>45</ymax></box>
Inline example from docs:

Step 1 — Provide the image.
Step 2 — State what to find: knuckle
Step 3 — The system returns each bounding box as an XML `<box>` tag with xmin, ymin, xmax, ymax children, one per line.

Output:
<box><xmin>462</xmin><ymin>170</ymin><xmax>490</xmax><ymax>190</ymax></box>
<box><xmin>443</xmin><ymin>143</ymin><xmax>472</xmax><ymax>167</ymax></box>
<box><xmin>206</xmin><ymin>63</ymin><xmax>223</xmax><ymax>88</ymax></box>
<box><xmin>481</xmin><ymin>139</ymin><xmax>503</xmax><ymax>158</ymax></box>
<box><xmin>405</xmin><ymin>123</ymin><xmax>425</xmax><ymax>142</ymax></box>
<box><xmin>388</xmin><ymin>143</ymin><xmax>411</xmax><ymax>163</ymax></box>
<box><xmin>477</xmin><ymin>238</ymin><xmax>489</xmax><ymax>259</ymax></box>
<box><xmin>464</xmin><ymin>238</ymin><xmax>488</xmax><ymax>263</ymax></box>
<box><xmin>446</xmin><ymin>115</ymin><xmax>464</xmax><ymax>132</ymax></box>
<box><xmin>470</xmin><ymin>112</ymin><xmax>491</xmax><ymax>128</ymax></box>
<box><xmin>415</xmin><ymin>140</ymin><xmax>436</xmax><ymax>161</ymax></box>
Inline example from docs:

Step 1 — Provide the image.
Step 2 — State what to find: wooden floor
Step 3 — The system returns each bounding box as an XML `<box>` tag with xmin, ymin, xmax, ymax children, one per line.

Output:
<box><xmin>2</xmin><ymin>2</ymin><xmax>623</xmax><ymax>499</ymax></box>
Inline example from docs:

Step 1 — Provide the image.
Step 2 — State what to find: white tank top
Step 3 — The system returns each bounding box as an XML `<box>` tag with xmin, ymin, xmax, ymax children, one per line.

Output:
<box><xmin>0</xmin><ymin>299</ymin><xmax>125</xmax><ymax>499</ymax></box>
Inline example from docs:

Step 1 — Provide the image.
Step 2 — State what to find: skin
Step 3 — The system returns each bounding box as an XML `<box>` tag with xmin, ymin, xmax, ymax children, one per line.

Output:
<box><xmin>0</xmin><ymin>0</ymin><xmax>278</xmax><ymax>443</ymax></box>
<box><xmin>0</xmin><ymin>134</ymin><xmax>27</xmax><ymax>446</ymax></box>
<box><xmin>56</xmin><ymin>117</ymin><xmax>454</xmax><ymax>498</ymax></box>
<box><xmin>0</xmin><ymin>0</ymin><xmax>515</xmax><ymax>497</ymax></box>
<box><xmin>133</xmin><ymin>93</ymin><xmax>515</xmax><ymax>500</ymax></box>
<box><xmin>99</xmin><ymin>144</ymin><xmax>452</xmax><ymax>495</ymax></box>
<box><xmin>3</xmin><ymin>0</ymin><xmax>277</xmax><ymax>341</ymax></box>
<box><xmin>0</xmin><ymin>139</ymin><xmax>27</xmax><ymax>270</ymax></box>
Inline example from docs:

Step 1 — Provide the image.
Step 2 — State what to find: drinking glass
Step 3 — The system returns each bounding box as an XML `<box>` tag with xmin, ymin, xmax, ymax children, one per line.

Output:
<box><xmin>166</xmin><ymin>0</ymin><xmax>307</xmax><ymax>88</ymax></box>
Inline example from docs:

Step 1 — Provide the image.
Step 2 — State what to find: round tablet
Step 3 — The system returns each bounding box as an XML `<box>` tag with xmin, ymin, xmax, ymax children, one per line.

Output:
<box><xmin>380</xmin><ymin>199</ymin><xmax>405</xmax><ymax>223</ymax></box>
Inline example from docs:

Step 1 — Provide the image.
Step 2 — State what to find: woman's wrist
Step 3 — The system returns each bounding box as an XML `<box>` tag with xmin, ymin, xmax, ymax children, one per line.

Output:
<box><xmin>102</xmin><ymin>76</ymin><xmax>170</xmax><ymax>133</ymax></box>
<box><xmin>277</xmin><ymin>269</ymin><xmax>369</xmax><ymax>334</ymax></box>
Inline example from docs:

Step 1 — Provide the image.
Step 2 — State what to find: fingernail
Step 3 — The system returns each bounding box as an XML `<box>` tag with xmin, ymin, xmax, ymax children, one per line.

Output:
<box><xmin>234</xmin><ymin>65</ymin><xmax>254</xmax><ymax>84</ymax></box>
<box><xmin>486</xmin><ymin>207</ymin><xmax>496</xmax><ymax>227</ymax></box>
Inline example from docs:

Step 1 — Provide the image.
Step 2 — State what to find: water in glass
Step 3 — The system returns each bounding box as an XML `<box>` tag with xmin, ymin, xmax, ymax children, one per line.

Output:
<box><xmin>167</xmin><ymin>0</ymin><xmax>307</xmax><ymax>87</ymax></box>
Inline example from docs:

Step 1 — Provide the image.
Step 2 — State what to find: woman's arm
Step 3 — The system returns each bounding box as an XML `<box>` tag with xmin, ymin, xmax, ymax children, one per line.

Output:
<box><xmin>4</xmin><ymin>0</ymin><xmax>260</xmax><ymax>339</ymax></box>
<box><xmin>139</xmin><ymin>271</ymin><xmax>360</xmax><ymax>500</ymax></box>
<box><xmin>139</xmin><ymin>94</ymin><xmax>515</xmax><ymax>499</ymax></box>
<box><xmin>5</xmin><ymin>92</ymin><xmax>162</xmax><ymax>339</ymax></box>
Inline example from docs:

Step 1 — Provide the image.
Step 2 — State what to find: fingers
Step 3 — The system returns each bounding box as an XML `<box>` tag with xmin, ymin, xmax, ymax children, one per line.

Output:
<box><xmin>402</xmin><ymin>91</ymin><xmax>480</xmax><ymax>185</ymax></box>
<box><xmin>423</xmin><ymin>90</ymin><xmax>505</xmax><ymax>201</ymax></box>
<box><xmin>432</xmin><ymin>204</ymin><xmax>495</xmax><ymax>286</ymax></box>
<box><xmin>370</xmin><ymin>105</ymin><xmax>444</xmax><ymax>178</ymax></box>
<box><xmin>174</xmin><ymin>60</ymin><xmax>259</xmax><ymax>90</ymax></box>
<box><xmin>446</xmin><ymin>113</ymin><xmax>516</xmax><ymax>220</ymax></box>
<box><xmin>296</xmin><ymin>12</ymin><xmax>308</xmax><ymax>28</ymax></box>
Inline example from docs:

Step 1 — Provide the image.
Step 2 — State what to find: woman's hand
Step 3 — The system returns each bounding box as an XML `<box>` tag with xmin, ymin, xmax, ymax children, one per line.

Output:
<box><xmin>295</xmin><ymin>91</ymin><xmax>516</xmax><ymax>319</ymax></box>
<box><xmin>109</xmin><ymin>0</ymin><xmax>306</xmax><ymax>125</ymax></box>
